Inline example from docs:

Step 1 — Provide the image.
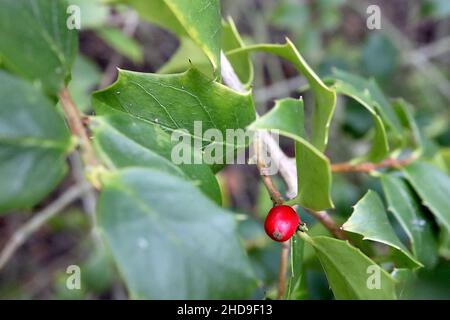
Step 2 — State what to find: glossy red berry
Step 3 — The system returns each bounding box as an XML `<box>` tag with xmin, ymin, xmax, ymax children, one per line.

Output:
<box><xmin>264</xmin><ymin>205</ymin><xmax>299</xmax><ymax>242</ymax></box>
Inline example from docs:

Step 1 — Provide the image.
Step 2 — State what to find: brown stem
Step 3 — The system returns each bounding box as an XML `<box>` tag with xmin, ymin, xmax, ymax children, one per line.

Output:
<box><xmin>305</xmin><ymin>209</ymin><xmax>348</xmax><ymax>241</ymax></box>
<box><xmin>277</xmin><ymin>240</ymin><xmax>290</xmax><ymax>299</ymax></box>
<box><xmin>331</xmin><ymin>157</ymin><xmax>416</xmax><ymax>173</ymax></box>
<box><xmin>59</xmin><ymin>88</ymin><xmax>97</xmax><ymax>167</ymax></box>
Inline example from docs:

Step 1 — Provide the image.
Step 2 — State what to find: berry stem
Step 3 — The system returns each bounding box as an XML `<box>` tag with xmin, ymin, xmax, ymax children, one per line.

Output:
<box><xmin>277</xmin><ymin>240</ymin><xmax>290</xmax><ymax>299</ymax></box>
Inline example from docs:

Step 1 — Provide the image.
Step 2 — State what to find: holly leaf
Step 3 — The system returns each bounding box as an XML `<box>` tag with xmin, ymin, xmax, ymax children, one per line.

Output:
<box><xmin>93</xmin><ymin>68</ymin><xmax>255</xmax><ymax>173</ymax></box>
<box><xmin>381</xmin><ymin>174</ymin><xmax>438</xmax><ymax>268</ymax></box>
<box><xmin>342</xmin><ymin>190</ymin><xmax>422</xmax><ymax>269</ymax></box>
<box><xmin>248</xmin><ymin>98</ymin><xmax>334</xmax><ymax>211</ymax></box>
<box><xmin>0</xmin><ymin>71</ymin><xmax>71</xmax><ymax>213</ymax></box>
<box><xmin>286</xmin><ymin>233</ymin><xmax>305</xmax><ymax>299</ymax></box>
<box><xmin>159</xmin><ymin>17</ymin><xmax>253</xmax><ymax>85</ymax></box>
<box><xmin>227</xmin><ymin>39</ymin><xmax>336</xmax><ymax>152</ymax></box>
<box><xmin>97</xmin><ymin>167</ymin><xmax>257</xmax><ymax>299</ymax></box>
<box><xmin>404</xmin><ymin>161</ymin><xmax>450</xmax><ymax>233</ymax></box>
<box><xmin>0</xmin><ymin>0</ymin><xmax>78</xmax><ymax>95</ymax></box>
<box><xmin>326</xmin><ymin>69</ymin><xmax>389</xmax><ymax>162</ymax></box>
<box><xmin>304</xmin><ymin>235</ymin><xmax>397</xmax><ymax>299</ymax></box>
<box><xmin>91</xmin><ymin>114</ymin><xmax>222</xmax><ymax>204</ymax></box>
<box><xmin>119</xmin><ymin>0</ymin><xmax>221</xmax><ymax>72</ymax></box>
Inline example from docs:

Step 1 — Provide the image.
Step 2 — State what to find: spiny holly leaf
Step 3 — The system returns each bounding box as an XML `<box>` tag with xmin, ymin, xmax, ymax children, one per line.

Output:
<box><xmin>93</xmin><ymin>68</ymin><xmax>255</xmax><ymax>173</ymax></box>
<box><xmin>403</xmin><ymin>162</ymin><xmax>450</xmax><ymax>233</ymax></box>
<box><xmin>381</xmin><ymin>174</ymin><xmax>438</xmax><ymax>268</ymax></box>
<box><xmin>91</xmin><ymin>114</ymin><xmax>222</xmax><ymax>205</ymax></box>
<box><xmin>248</xmin><ymin>98</ymin><xmax>334</xmax><ymax>211</ymax></box>
<box><xmin>119</xmin><ymin>0</ymin><xmax>221</xmax><ymax>72</ymax></box>
<box><xmin>0</xmin><ymin>0</ymin><xmax>78</xmax><ymax>95</ymax></box>
<box><xmin>159</xmin><ymin>17</ymin><xmax>253</xmax><ymax>85</ymax></box>
<box><xmin>326</xmin><ymin>69</ymin><xmax>389</xmax><ymax>162</ymax></box>
<box><xmin>328</xmin><ymin>69</ymin><xmax>403</xmax><ymax>137</ymax></box>
<box><xmin>0</xmin><ymin>71</ymin><xmax>71</xmax><ymax>213</ymax></box>
<box><xmin>303</xmin><ymin>235</ymin><xmax>397</xmax><ymax>299</ymax></box>
<box><xmin>391</xmin><ymin>98</ymin><xmax>423</xmax><ymax>149</ymax></box>
<box><xmin>97</xmin><ymin>167</ymin><xmax>257</xmax><ymax>299</ymax></box>
<box><xmin>343</xmin><ymin>191</ymin><xmax>422</xmax><ymax>269</ymax></box>
<box><xmin>227</xmin><ymin>39</ymin><xmax>336</xmax><ymax>152</ymax></box>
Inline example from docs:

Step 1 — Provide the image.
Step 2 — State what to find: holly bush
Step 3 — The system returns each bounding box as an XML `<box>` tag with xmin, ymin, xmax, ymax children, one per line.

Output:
<box><xmin>0</xmin><ymin>0</ymin><xmax>449</xmax><ymax>300</ymax></box>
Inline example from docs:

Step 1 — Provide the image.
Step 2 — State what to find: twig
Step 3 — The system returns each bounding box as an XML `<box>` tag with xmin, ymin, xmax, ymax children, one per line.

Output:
<box><xmin>277</xmin><ymin>240</ymin><xmax>290</xmax><ymax>299</ymax></box>
<box><xmin>253</xmin><ymin>132</ymin><xmax>284</xmax><ymax>205</ymax></box>
<box><xmin>304</xmin><ymin>209</ymin><xmax>347</xmax><ymax>241</ymax></box>
<box><xmin>59</xmin><ymin>88</ymin><xmax>98</xmax><ymax>167</ymax></box>
<box><xmin>68</xmin><ymin>153</ymin><xmax>101</xmax><ymax>246</ymax></box>
<box><xmin>331</xmin><ymin>157</ymin><xmax>415</xmax><ymax>173</ymax></box>
<box><xmin>0</xmin><ymin>183</ymin><xmax>91</xmax><ymax>271</ymax></box>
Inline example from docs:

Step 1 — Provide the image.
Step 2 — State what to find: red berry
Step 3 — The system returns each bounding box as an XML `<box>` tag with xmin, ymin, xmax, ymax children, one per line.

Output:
<box><xmin>264</xmin><ymin>205</ymin><xmax>299</xmax><ymax>242</ymax></box>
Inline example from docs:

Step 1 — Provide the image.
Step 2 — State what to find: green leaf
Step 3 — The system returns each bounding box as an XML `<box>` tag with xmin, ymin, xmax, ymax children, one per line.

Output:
<box><xmin>342</xmin><ymin>191</ymin><xmax>422</xmax><ymax>269</ymax></box>
<box><xmin>228</xmin><ymin>39</ymin><xmax>336</xmax><ymax>151</ymax></box>
<box><xmin>303</xmin><ymin>235</ymin><xmax>397</xmax><ymax>299</ymax></box>
<box><xmin>91</xmin><ymin>114</ymin><xmax>222</xmax><ymax>205</ymax></box>
<box><xmin>221</xmin><ymin>18</ymin><xmax>253</xmax><ymax>86</ymax></box>
<box><xmin>157</xmin><ymin>37</ymin><xmax>213</xmax><ymax>76</ymax></box>
<box><xmin>381</xmin><ymin>174</ymin><xmax>438</xmax><ymax>268</ymax></box>
<box><xmin>391</xmin><ymin>98</ymin><xmax>423</xmax><ymax>149</ymax></box>
<box><xmin>158</xmin><ymin>18</ymin><xmax>253</xmax><ymax>85</ymax></box>
<box><xmin>0</xmin><ymin>0</ymin><xmax>78</xmax><ymax>95</ymax></box>
<box><xmin>248</xmin><ymin>98</ymin><xmax>334</xmax><ymax>211</ymax></box>
<box><xmin>96</xmin><ymin>27</ymin><xmax>143</xmax><ymax>64</ymax></box>
<box><xmin>403</xmin><ymin>161</ymin><xmax>450</xmax><ymax>233</ymax></box>
<box><xmin>97</xmin><ymin>167</ymin><xmax>257</xmax><ymax>299</ymax></box>
<box><xmin>286</xmin><ymin>233</ymin><xmax>305</xmax><ymax>299</ymax></box>
<box><xmin>68</xmin><ymin>55</ymin><xmax>101</xmax><ymax>112</ymax></box>
<box><xmin>120</xmin><ymin>0</ymin><xmax>221</xmax><ymax>72</ymax></box>
<box><xmin>0</xmin><ymin>71</ymin><xmax>71</xmax><ymax>213</ymax></box>
<box><xmin>93</xmin><ymin>68</ymin><xmax>255</xmax><ymax>173</ymax></box>
<box><xmin>327</xmin><ymin>69</ymin><xmax>390</xmax><ymax>162</ymax></box>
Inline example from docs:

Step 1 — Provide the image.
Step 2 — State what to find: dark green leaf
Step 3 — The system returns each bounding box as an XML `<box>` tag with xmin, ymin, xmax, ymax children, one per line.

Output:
<box><xmin>91</xmin><ymin>114</ymin><xmax>222</xmax><ymax>204</ymax></box>
<box><xmin>342</xmin><ymin>191</ymin><xmax>422</xmax><ymax>269</ymax></box>
<box><xmin>97</xmin><ymin>167</ymin><xmax>257</xmax><ymax>299</ymax></box>
<box><xmin>0</xmin><ymin>0</ymin><xmax>78</xmax><ymax>94</ymax></box>
<box><xmin>404</xmin><ymin>161</ymin><xmax>450</xmax><ymax>233</ymax></box>
<box><xmin>327</xmin><ymin>69</ymin><xmax>390</xmax><ymax>162</ymax></box>
<box><xmin>120</xmin><ymin>0</ymin><xmax>221</xmax><ymax>72</ymax></box>
<box><xmin>93</xmin><ymin>68</ymin><xmax>255</xmax><ymax>173</ymax></box>
<box><xmin>303</xmin><ymin>234</ymin><xmax>397</xmax><ymax>299</ymax></box>
<box><xmin>381</xmin><ymin>174</ymin><xmax>438</xmax><ymax>268</ymax></box>
<box><xmin>0</xmin><ymin>71</ymin><xmax>71</xmax><ymax>213</ymax></box>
